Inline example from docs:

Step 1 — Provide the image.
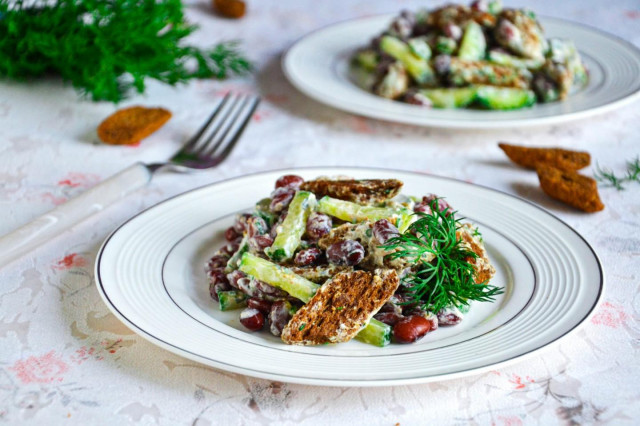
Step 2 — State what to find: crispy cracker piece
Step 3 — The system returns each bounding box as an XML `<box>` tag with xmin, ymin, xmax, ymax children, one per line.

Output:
<box><xmin>98</xmin><ymin>106</ymin><xmax>171</xmax><ymax>145</ymax></box>
<box><xmin>281</xmin><ymin>269</ymin><xmax>399</xmax><ymax>345</ymax></box>
<box><xmin>456</xmin><ymin>223</ymin><xmax>496</xmax><ymax>284</ymax></box>
<box><xmin>536</xmin><ymin>165</ymin><xmax>604</xmax><ymax>212</ymax></box>
<box><xmin>499</xmin><ymin>142</ymin><xmax>590</xmax><ymax>171</ymax></box>
<box><xmin>214</xmin><ymin>0</ymin><xmax>246</xmax><ymax>18</ymax></box>
<box><xmin>300</xmin><ymin>179</ymin><xmax>403</xmax><ymax>205</ymax></box>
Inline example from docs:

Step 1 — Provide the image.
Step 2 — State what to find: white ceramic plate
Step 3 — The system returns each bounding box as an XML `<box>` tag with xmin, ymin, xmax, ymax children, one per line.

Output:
<box><xmin>283</xmin><ymin>15</ymin><xmax>640</xmax><ymax>129</ymax></box>
<box><xmin>95</xmin><ymin>168</ymin><xmax>603</xmax><ymax>386</ymax></box>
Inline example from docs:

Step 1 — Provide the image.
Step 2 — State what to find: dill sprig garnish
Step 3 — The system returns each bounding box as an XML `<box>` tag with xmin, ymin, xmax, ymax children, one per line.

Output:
<box><xmin>0</xmin><ymin>0</ymin><xmax>251</xmax><ymax>103</ymax></box>
<box><xmin>382</xmin><ymin>202</ymin><xmax>503</xmax><ymax>313</ymax></box>
<box><xmin>625</xmin><ymin>157</ymin><xmax>640</xmax><ymax>182</ymax></box>
<box><xmin>594</xmin><ymin>157</ymin><xmax>640</xmax><ymax>191</ymax></box>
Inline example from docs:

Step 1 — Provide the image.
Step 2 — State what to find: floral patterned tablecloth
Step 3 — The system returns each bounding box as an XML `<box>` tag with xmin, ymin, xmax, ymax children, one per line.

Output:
<box><xmin>1</xmin><ymin>0</ymin><xmax>639</xmax><ymax>424</ymax></box>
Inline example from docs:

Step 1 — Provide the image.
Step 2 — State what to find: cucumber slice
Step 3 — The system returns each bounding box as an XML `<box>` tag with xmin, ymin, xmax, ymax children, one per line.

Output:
<box><xmin>352</xmin><ymin>49</ymin><xmax>379</xmax><ymax>72</ymax></box>
<box><xmin>488</xmin><ymin>0</ymin><xmax>503</xmax><ymax>14</ymax></box>
<box><xmin>374</xmin><ymin>62</ymin><xmax>409</xmax><ymax>99</ymax></box>
<box><xmin>218</xmin><ymin>291</ymin><xmax>247</xmax><ymax>311</ymax></box>
<box><xmin>240</xmin><ymin>253</ymin><xmax>319</xmax><ymax>302</ymax></box>
<box><xmin>380</xmin><ymin>35</ymin><xmax>436</xmax><ymax>85</ymax></box>
<box><xmin>408</xmin><ymin>37</ymin><xmax>432</xmax><ymax>60</ymax></box>
<box><xmin>488</xmin><ymin>50</ymin><xmax>544</xmax><ymax>70</ymax></box>
<box><xmin>458</xmin><ymin>21</ymin><xmax>486</xmax><ymax>61</ymax></box>
<box><xmin>476</xmin><ymin>86</ymin><xmax>536</xmax><ymax>110</ymax></box>
<box><xmin>354</xmin><ymin>318</ymin><xmax>392</xmax><ymax>347</ymax></box>
<box><xmin>239</xmin><ymin>253</ymin><xmax>393</xmax><ymax>346</ymax></box>
<box><xmin>418</xmin><ymin>87</ymin><xmax>477</xmax><ymax>109</ymax></box>
<box><xmin>435</xmin><ymin>36</ymin><xmax>457</xmax><ymax>55</ymax></box>
<box><xmin>316</xmin><ymin>196</ymin><xmax>410</xmax><ymax>226</ymax></box>
<box><xmin>266</xmin><ymin>191</ymin><xmax>316</xmax><ymax>262</ymax></box>
<box><xmin>225</xmin><ymin>235</ymin><xmax>249</xmax><ymax>272</ymax></box>
<box><xmin>255</xmin><ymin>198</ymin><xmax>276</xmax><ymax>227</ymax></box>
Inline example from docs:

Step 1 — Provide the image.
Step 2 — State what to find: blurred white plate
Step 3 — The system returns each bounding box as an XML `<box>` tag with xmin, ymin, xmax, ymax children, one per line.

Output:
<box><xmin>95</xmin><ymin>168</ymin><xmax>603</xmax><ymax>386</ymax></box>
<box><xmin>283</xmin><ymin>15</ymin><xmax>640</xmax><ymax>128</ymax></box>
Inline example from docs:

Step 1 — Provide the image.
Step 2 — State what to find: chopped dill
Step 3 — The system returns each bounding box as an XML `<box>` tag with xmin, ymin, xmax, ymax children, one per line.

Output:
<box><xmin>381</xmin><ymin>200</ymin><xmax>503</xmax><ymax>313</ymax></box>
<box><xmin>0</xmin><ymin>0</ymin><xmax>251</xmax><ymax>102</ymax></box>
<box><xmin>594</xmin><ymin>157</ymin><xmax>640</xmax><ymax>190</ymax></box>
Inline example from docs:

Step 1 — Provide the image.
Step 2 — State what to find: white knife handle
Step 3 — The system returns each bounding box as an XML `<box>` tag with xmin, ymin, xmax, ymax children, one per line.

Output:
<box><xmin>0</xmin><ymin>162</ymin><xmax>152</xmax><ymax>268</ymax></box>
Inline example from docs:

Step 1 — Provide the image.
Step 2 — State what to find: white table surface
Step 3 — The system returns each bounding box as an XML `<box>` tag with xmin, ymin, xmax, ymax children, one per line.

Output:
<box><xmin>1</xmin><ymin>0</ymin><xmax>639</xmax><ymax>424</ymax></box>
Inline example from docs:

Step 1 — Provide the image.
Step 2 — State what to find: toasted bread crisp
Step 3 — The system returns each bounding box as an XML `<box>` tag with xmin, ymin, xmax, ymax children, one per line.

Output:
<box><xmin>456</xmin><ymin>223</ymin><xmax>496</xmax><ymax>284</ymax></box>
<box><xmin>536</xmin><ymin>165</ymin><xmax>604</xmax><ymax>212</ymax></box>
<box><xmin>300</xmin><ymin>179</ymin><xmax>403</xmax><ymax>204</ymax></box>
<box><xmin>499</xmin><ymin>143</ymin><xmax>590</xmax><ymax>171</ymax></box>
<box><xmin>281</xmin><ymin>269</ymin><xmax>399</xmax><ymax>345</ymax></box>
<box><xmin>98</xmin><ymin>106</ymin><xmax>171</xmax><ymax>145</ymax></box>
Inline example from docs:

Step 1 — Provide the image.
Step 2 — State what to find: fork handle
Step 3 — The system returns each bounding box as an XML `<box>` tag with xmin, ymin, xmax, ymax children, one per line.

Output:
<box><xmin>0</xmin><ymin>162</ymin><xmax>152</xmax><ymax>268</ymax></box>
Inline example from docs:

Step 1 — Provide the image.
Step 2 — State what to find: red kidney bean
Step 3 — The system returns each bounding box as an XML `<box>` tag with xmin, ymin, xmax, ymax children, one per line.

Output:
<box><xmin>373</xmin><ymin>219</ymin><xmax>399</xmax><ymax>244</ymax></box>
<box><xmin>471</xmin><ymin>0</ymin><xmax>488</xmax><ymax>12</ymax></box>
<box><xmin>374</xmin><ymin>311</ymin><xmax>404</xmax><ymax>326</ymax></box>
<box><xmin>275</xmin><ymin>175</ymin><xmax>304</xmax><ymax>190</ymax></box>
<box><xmin>225</xmin><ymin>226</ymin><xmax>240</xmax><ymax>242</ymax></box>
<box><xmin>208</xmin><ymin>268</ymin><xmax>230</xmax><ymax>302</ymax></box>
<box><xmin>413</xmin><ymin>203</ymin><xmax>432</xmax><ymax>214</ymax></box>
<box><xmin>240</xmin><ymin>308</ymin><xmax>265</xmax><ymax>331</ymax></box>
<box><xmin>233</xmin><ymin>213</ymin><xmax>252</xmax><ymax>234</ymax></box>
<box><xmin>269</xmin><ymin>187</ymin><xmax>295</xmax><ymax>212</ymax></box>
<box><xmin>306</xmin><ymin>212</ymin><xmax>332</xmax><ymax>240</ymax></box>
<box><xmin>206</xmin><ymin>253</ymin><xmax>229</xmax><ymax>271</ymax></box>
<box><xmin>406</xmin><ymin>307</ymin><xmax>439</xmax><ymax>331</ymax></box>
<box><xmin>417</xmin><ymin>194</ymin><xmax>452</xmax><ymax>216</ymax></box>
<box><xmin>247</xmin><ymin>297</ymin><xmax>272</xmax><ymax>315</ymax></box>
<box><xmin>226</xmin><ymin>270</ymin><xmax>247</xmax><ymax>290</ymax></box>
<box><xmin>247</xmin><ymin>215</ymin><xmax>268</xmax><ymax>237</ymax></box>
<box><xmin>404</xmin><ymin>90</ymin><xmax>433</xmax><ymax>107</ymax></box>
<box><xmin>254</xmin><ymin>279</ymin><xmax>288</xmax><ymax>299</ymax></box>
<box><xmin>294</xmin><ymin>247</ymin><xmax>323</xmax><ymax>266</ymax></box>
<box><xmin>443</xmin><ymin>23</ymin><xmax>462</xmax><ymax>40</ymax></box>
<box><xmin>221</xmin><ymin>238</ymin><xmax>242</xmax><ymax>256</ymax></box>
<box><xmin>270</xmin><ymin>212</ymin><xmax>286</xmax><ymax>239</ymax></box>
<box><xmin>433</xmin><ymin>54</ymin><xmax>452</xmax><ymax>75</ymax></box>
<box><xmin>249</xmin><ymin>234</ymin><xmax>274</xmax><ymax>252</ymax></box>
<box><xmin>393</xmin><ymin>315</ymin><xmax>431</xmax><ymax>343</ymax></box>
<box><xmin>326</xmin><ymin>240</ymin><xmax>365</xmax><ymax>266</ymax></box>
<box><xmin>497</xmin><ymin>19</ymin><xmax>518</xmax><ymax>42</ymax></box>
<box><xmin>378</xmin><ymin>300</ymin><xmax>403</xmax><ymax>315</ymax></box>
<box><xmin>208</xmin><ymin>267</ymin><xmax>229</xmax><ymax>285</ymax></box>
<box><xmin>389</xmin><ymin>12</ymin><xmax>414</xmax><ymax>39</ymax></box>
<box><xmin>236</xmin><ymin>277</ymin><xmax>256</xmax><ymax>297</ymax></box>
<box><xmin>424</xmin><ymin>313</ymin><xmax>438</xmax><ymax>331</ymax></box>
<box><xmin>209</xmin><ymin>282</ymin><xmax>228</xmax><ymax>302</ymax></box>
<box><xmin>269</xmin><ymin>300</ymin><xmax>293</xmax><ymax>336</ymax></box>
<box><xmin>437</xmin><ymin>309</ymin><xmax>463</xmax><ymax>326</ymax></box>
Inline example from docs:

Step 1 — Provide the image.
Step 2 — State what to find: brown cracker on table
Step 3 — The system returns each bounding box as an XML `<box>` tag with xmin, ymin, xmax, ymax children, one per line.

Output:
<box><xmin>213</xmin><ymin>0</ymin><xmax>246</xmax><ymax>18</ymax></box>
<box><xmin>499</xmin><ymin>142</ymin><xmax>591</xmax><ymax>171</ymax></box>
<box><xmin>98</xmin><ymin>106</ymin><xmax>171</xmax><ymax>145</ymax></box>
<box><xmin>536</xmin><ymin>165</ymin><xmax>604</xmax><ymax>213</ymax></box>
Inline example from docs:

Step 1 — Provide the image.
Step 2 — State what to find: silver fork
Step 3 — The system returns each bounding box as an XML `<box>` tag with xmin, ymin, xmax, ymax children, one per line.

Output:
<box><xmin>0</xmin><ymin>93</ymin><xmax>260</xmax><ymax>268</ymax></box>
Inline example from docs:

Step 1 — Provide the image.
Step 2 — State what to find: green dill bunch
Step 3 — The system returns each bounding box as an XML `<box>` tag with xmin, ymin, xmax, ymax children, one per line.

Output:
<box><xmin>382</xmin><ymin>200</ymin><xmax>503</xmax><ymax>313</ymax></box>
<box><xmin>0</xmin><ymin>0</ymin><xmax>251</xmax><ymax>102</ymax></box>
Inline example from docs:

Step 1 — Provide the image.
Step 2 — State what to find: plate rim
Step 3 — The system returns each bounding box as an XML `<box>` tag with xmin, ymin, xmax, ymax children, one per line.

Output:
<box><xmin>94</xmin><ymin>166</ymin><xmax>605</xmax><ymax>386</ymax></box>
<box><xmin>282</xmin><ymin>14</ymin><xmax>640</xmax><ymax>129</ymax></box>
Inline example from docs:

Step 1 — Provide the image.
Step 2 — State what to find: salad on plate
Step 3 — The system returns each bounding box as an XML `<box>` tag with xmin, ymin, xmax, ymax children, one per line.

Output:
<box><xmin>351</xmin><ymin>0</ymin><xmax>588</xmax><ymax>110</ymax></box>
<box><xmin>205</xmin><ymin>175</ymin><xmax>503</xmax><ymax>347</ymax></box>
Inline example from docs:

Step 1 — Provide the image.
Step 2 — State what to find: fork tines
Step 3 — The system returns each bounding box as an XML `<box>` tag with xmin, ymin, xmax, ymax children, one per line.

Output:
<box><xmin>184</xmin><ymin>93</ymin><xmax>261</xmax><ymax>162</ymax></box>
